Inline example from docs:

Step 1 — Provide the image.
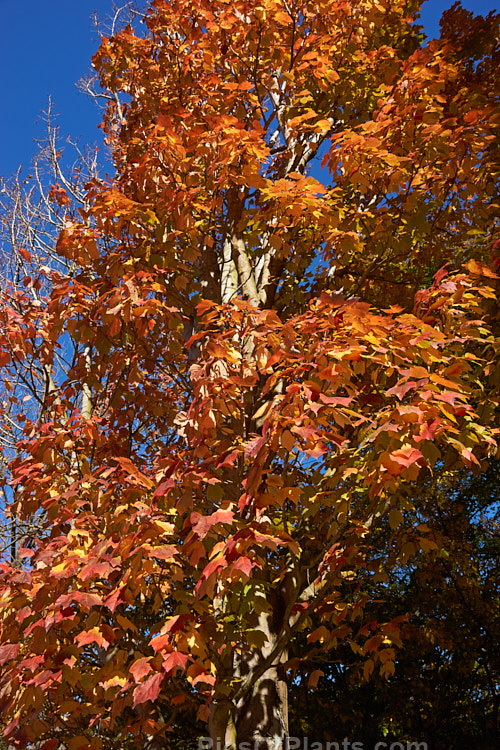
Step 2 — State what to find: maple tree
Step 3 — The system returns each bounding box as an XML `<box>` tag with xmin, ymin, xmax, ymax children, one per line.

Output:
<box><xmin>0</xmin><ymin>1</ymin><xmax>499</xmax><ymax>749</ymax></box>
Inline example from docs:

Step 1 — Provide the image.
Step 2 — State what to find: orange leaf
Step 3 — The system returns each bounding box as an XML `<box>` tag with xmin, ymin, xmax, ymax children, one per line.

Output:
<box><xmin>308</xmin><ymin>669</ymin><xmax>324</xmax><ymax>688</ymax></box>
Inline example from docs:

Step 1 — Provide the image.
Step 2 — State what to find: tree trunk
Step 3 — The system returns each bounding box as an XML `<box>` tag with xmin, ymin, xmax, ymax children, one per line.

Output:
<box><xmin>209</xmin><ymin>672</ymin><xmax>287</xmax><ymax>749</ymax></box>
<box><xmin>209</xmin><ymin>616</ymin><xmax>289</xmax><ymax>750</ymax></box>
<box><xmin>235</xmin><ymin>660</ymin><xmax>288</xmax><ymax>749</ymax></box>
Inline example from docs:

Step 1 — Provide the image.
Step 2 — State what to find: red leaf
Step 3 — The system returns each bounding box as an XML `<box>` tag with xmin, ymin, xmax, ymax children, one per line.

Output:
<box><xmin>389</xmin><ymin>447</ymin><xmax>424</xmax><ymax>468</ymax></box>
<box><xmin>150</xmin><ymin>614</ymin><xmax>194</xmax><ymax>652</ymax></box>
<box><xmin>195</xmin><ymin>555</ymin><xmax>227</xmax><ymax>597</ymax></box>
<box><xmin>79</xmin><ymin>561</ymin><xmax>113</xmax><ymax>581</ymax></box>
<box><xmin>104</xmin><ymin>586</ymin><xmax>126</xmax><ymax>613</ymax></box>
<box><xmin>150</xmin><ymin>634</ymin><xmax>170</xmax><ymax>653</ymax></box>
<box><xmin>191</xmin><ymin>508</ymin><xmax>234</xmax><ymax>537</ymax></box>
<box><xmin>386</xmin><ymin>381</ymin><xmax>417</xmax><ymax>400</ymax></box>
<box><xmin>434</xmin><ymin>267</ymin><xmax>448</xmax><ymax>284</ymax></box>
<box><xmin>40</xmin><ymin>741</ymin><xmax>60</xmax><ymax>750</ymax></box>
<box><xmin>130</xmin><ymin>657</ymin><xmax>152</xmax><ymax>683</ymax></box>
<box><xmin>149</xmin><ymin>545</ymin><xmax>177</xmax><ymax>560</ymax></box>
<box><xmin>57</xmin><ymin>592</ymin><xmax>103</xmax><ymax>610</ymax></box>
<box><xmin>292</xmin><ymin>425</ymin><xmax>319</xmax><ymax>441</ymax></box>
<box><xmin>132</xmin><ymin>672</ymin><xmax>164</xmax><ymax>707</ymax></box>
<box><xmin>415</xmin><ymin>419</ymin><xmax>442</xmax><ymax>442</ymax></box>
<box><xmin>162</xmin><ymin>651</ymin><xmax>189</xmax><ymax>675</ymax></box>
<box><xmin>3</xmin><ymin>716</ymin><xmax>20</xmax><ymax>736</ymax></box>
<box><xmin>160</xmin><ymin>613</ymin><xmax>193</xmax><ymax>634</ymax></box>
<box><xmin>245</xmin><ymin>435</ymin><xmax>267</xmax><ymax>458</ymax></box>
<box><xmin>319</xmin><ymin>394</ymin><xmax>352</xmax><ymax>406</ymax></box>
<box><xmin>232</xmin><ymin>556</ymin><xmax>255</xmax><ymax>577</ymax></box>
<box><xmin>435</xmin><ymin>391</ymin><xmax>460</xmax><ymax>405</ymax></box>
<box><xmin>0</xmin><ymin>643</ymin><xmax>20</xmax><ymax>665</ymax></box>
<box><xmin>382</xmin><ymin>447</ymin><xmax>425</xmax><ymax>476</ymax></box>
<box><xmin>152</xmin><ymin>478</ymin><xmax>175</xmax><ymax>498</ymax></box>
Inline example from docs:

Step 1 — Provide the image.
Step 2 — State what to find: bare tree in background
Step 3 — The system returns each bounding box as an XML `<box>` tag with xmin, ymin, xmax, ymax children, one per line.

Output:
<box><xmin>79</xmin><ymin>1</ymin><xmax>141</xmax><ymax>126</ymax></box>
<box><xmin>0</xmin><ymin>2</ymin><xmax>138</xmax><ymax>567</ymax></box>
<box><xmin>0</xmin><ymin>104</ymin><xmax>100</xmax><ymax>564</ymax></box>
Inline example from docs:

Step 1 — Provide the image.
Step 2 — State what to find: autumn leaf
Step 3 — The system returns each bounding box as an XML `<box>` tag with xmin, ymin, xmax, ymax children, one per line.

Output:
<box><xmin>308</xmin><ymin>669</ymin><xmax>324</xmax><ymax>688</ymax></box>
<box><xmin>162</xmin><ymin>651</ymin><xmax>190</xmax><ymax>676</ymax></box>
<box><xmin>191</xmin><ymin>508</ymin><xmax>234</xmax><ymax>538</ymax></box>
<box><xmin>130</xmin><ymin>657</ymin><xmax>153</xmax><ymax>683</ymax></box>
<box><xmin>0</xmin><ymin>643</ymin><xmax>20</xmax><ymax>666</ymax></box>
<box><xmin>75</xmin><ymin>627</ymin><xmax>111</xmax><ymax>649</ymax></box>
<box><xmin>132</xmin><ymin>672</ymin><xmax>164</xmax><ymax>707</ymax></box>
<box><xmin>56</xmin><ymin>592</ymin><xmax>103</xmax><ymax>610</ymax></box>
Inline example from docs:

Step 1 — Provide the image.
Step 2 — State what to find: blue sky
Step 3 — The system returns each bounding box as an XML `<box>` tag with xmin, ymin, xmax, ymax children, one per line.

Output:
<box><xmin>0</xmin><ymin>0</ymin><xmax>498</xmax><ymax>178</ymax></box>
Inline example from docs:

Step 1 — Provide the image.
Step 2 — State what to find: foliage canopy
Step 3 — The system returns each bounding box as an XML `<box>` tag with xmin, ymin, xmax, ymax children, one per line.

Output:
<box><xmin>0</xmin><ymin>1</ymin><xmax>498</xmax><ymax>748</ymax></box>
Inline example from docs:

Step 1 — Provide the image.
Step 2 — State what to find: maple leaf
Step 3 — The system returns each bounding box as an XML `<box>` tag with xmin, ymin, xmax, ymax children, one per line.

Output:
<box><xmin>132</xmin><ymin>673</ymin><xmax>164</xmax><ymax>707</ymax></box>
<box><xmin>191</xmin><ymin>508</ymin><xmax>234</xmax><ymax>537</ymax></box>
<box><xmin>56</xmin><ymin>592</ymin><xmax>103</xmax><ymax>610</ymax></box>
<box><xmin>389</xmin><ymin>447</ymin><xmax>425</xmax><ymax>468</ymax></box>
<box><xmin>231</xmin><ymin>556</ymin><xmax>256</xmax><ymax>578</ymax></box>
<box><xmin>244</xmin><ymin>435</ymin><xmax>267</xmax><ymax>458</ymax></box>
<box><xmin>0</xmin><ymin>643</ymin><xmax>20</xmax><ymax>666</ymax></box>
<box><xmin>129</xmin><ymin>657</ymin><xmax>153</xmax><ymax>683</ymax></box>
<box><xmin>162</xmin><ymin>651</ymin><xmax>190</xmax><ymax>676</ymax></box>
<box><xmin>75</xmin><ymin>627</ymin><xmax>111</xmax><ymax>649</ymax></box>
